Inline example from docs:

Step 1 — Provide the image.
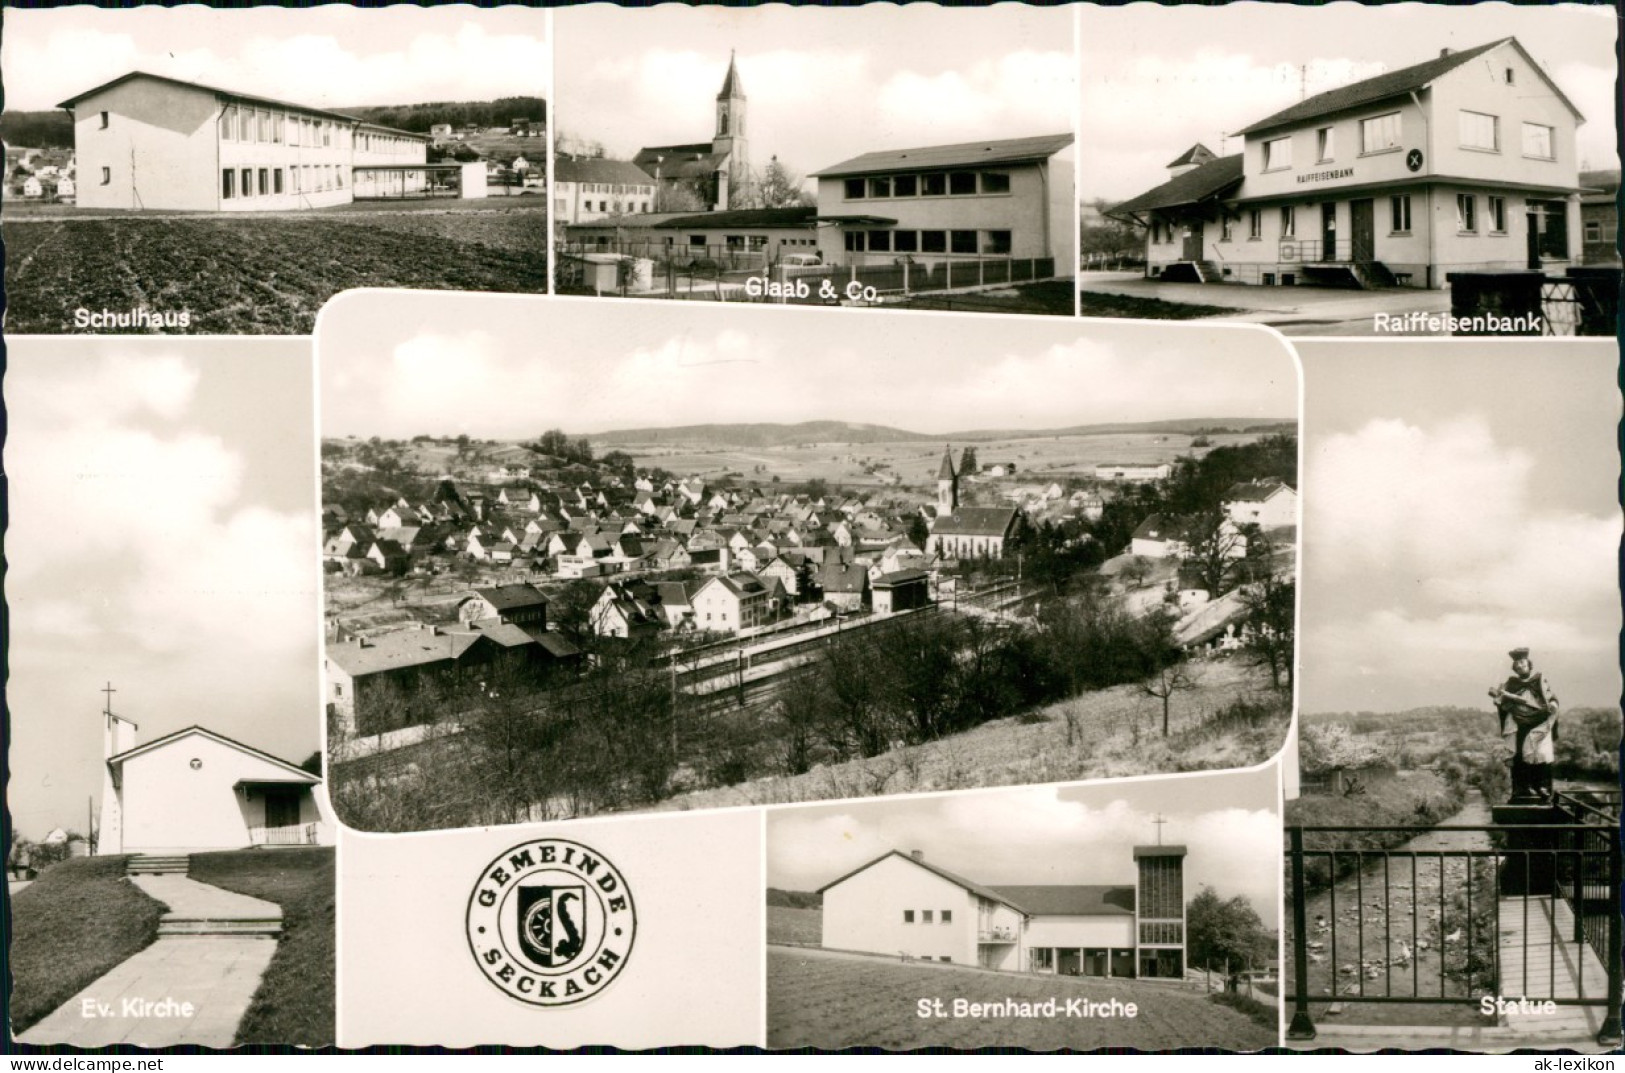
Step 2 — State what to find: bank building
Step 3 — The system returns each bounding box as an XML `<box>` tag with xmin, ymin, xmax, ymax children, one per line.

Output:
<box><xmin>817</xmin><ymin>844</ymin><xmax>1188</xmax><ymax>979</ymax></box>
<box><xmin>1110</xmin><ymin>38</ymin><xmax>1585</xmax><ymax>289</ymax></box>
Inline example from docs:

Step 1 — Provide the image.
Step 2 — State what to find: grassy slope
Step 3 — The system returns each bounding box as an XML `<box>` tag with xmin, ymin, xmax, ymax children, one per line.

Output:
<box><xmin>655</xmin><ymin>659</ymin><xmax>1288</xmax><ymax>813</ymax></box>
<box><xmin>766</xmin><ymin>949</ymin><xmax>1276</xmax><ymax>1051</ymax></box>
<box><xmin>189</xmin><ymin>847</ymin><xmax>335</xmax><ymax>1048</ymax></box>
<box><xmin>8</xmin><ymin>856</ymin><xmax>166</xmax><ymax>1034</ymax></box>
<box><xmin>767</xmin><ymin>905</ymin><xmax>823</xmax><ymax>947</ymax></box>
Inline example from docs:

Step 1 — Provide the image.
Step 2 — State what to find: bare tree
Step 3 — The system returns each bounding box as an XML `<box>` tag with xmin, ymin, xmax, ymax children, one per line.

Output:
<box><xmin>747</xmin><ymin>155</ymin><xmax>813</xmax><ymax>209</ymax></box>
<box><xmin>1141</xmin><ymin>659</ymin><xmax>1198</xmax><ymax>737</ymax></box>
<box><xmin>654</xmin><ymin>182</ymin><xmax>708</xmax><ymax>214</ymax></box>
<box><xmin>1120</xmin><ymin>554</ymin><xmax>1153</xmax><ymax>589</ymax></box>
<box><xmin>1186</xmin><ymin>509</ymin><xmax>1246</xmax><ymax>596</ymax></box>
<box><xmin>1240</xmin><ymin>573</ymin><xmax>1295</xmax><ymax>692</ymax></box>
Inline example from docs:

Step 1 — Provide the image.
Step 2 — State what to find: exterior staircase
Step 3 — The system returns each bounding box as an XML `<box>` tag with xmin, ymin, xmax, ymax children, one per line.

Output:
<box><xmin>1301</xmin><ymin>260</ymin><xmax>1397</xmax><ymax>290</ymax></box>
<box><xmin>124</xmin><ymin>857</ymin><xmax>283</xmax><ymax>938</ymax></box>
<box><xmin>157</xmin><ymin>913</ymin><xmax>282</xmax><ymax>938</ymax></box>
<box><xmin>1349</xmin><ymin>260</ymin><xmax>1397</xmax><ymax>288</ymax></box>
<box><xmin>1193</xmin><ymin>260</ymin><xmax>1224</xmax><ymax>283</ymax></box>
<box><xmin>126</xmin><ymin>854</ymin><xmax>189</xmax><ymax>875</ymax></box>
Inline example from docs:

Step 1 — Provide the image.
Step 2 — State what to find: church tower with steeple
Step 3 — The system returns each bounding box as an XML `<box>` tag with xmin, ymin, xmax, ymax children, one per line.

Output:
<box><xmin>712</xmin><ymin>51</ymin><xmax>750</xmax><ymax>210</ymax></box>
<box><xmin>936</xmin><ymin>445</ymin><xmax>959</xmax><ymax>515</ymax></box>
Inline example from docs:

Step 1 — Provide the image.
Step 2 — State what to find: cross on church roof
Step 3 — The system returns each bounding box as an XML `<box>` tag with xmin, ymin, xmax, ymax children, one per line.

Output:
<box><xmin>102</xmin><ymin>680</ymin><xmax>117</xmax><ymax>716</ymax></box>
<box><xmin>1151</xmin><ymin>813</ymin><xmax>1168</xmax><ymax>845</ymax></box>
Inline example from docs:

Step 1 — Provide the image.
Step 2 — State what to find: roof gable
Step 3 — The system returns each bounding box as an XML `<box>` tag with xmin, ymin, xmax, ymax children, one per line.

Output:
<box><xmin>58</xmin><ymin>70</ymin><xmax>426</xmax><ymax>137</ymax></box>
<box><xmin>817</xmin><ymin>850</ymin><xmax>1030</xmax><ymax>915</ymax></box>
<box><xmin>931</xmin><ymin>507</ymin><xmax>1019</xmax><ymax>538</ymax></box>
<box><xmin>1236</xmin><ymin>38</ymin><xmax>1579</xmax><ymax>136</ymax></box>
<box><xmin>1111</xmin><ymin>154</ymin><xmax>1244</xmax><ymax>216</ymax></box>
<box><xmin>108</xmin><ymin>726</ymin><xmax>317</xmax><ymax>782</ymax></box>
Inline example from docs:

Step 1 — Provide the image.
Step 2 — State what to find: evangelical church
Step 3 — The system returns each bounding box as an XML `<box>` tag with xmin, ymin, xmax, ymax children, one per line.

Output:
<box><xmin>818</xmin><ymin>843</ymin><xmax>1188</xmax><ymax>979</ymax></box>
<box><xmin>633</xmin><ymin>52</ymin><xmax>752</xmax><ymax>212</ymax></box>
<box><xmin>96</xmin><ymin>693</ymin><xmax>331</xmax><ymax>855</ymax></box>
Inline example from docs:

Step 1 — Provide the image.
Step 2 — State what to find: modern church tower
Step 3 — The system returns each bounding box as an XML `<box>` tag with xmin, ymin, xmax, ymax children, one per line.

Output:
<box><xmin>1133</xmin><ymin>843</ymin><xmax>1188</xmax><ymax>978</ymax></box>
<box><xmin>712</xmin><ymin>51</ymin><xmax>749</xmax><ymax>210</ymax></box>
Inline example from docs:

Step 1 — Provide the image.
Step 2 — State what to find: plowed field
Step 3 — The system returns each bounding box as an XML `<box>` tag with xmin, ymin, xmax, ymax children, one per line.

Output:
<box><xmin>3</xmin><ymin>207</ymin><xmax>547</xmax><ymax>335</ymax></box>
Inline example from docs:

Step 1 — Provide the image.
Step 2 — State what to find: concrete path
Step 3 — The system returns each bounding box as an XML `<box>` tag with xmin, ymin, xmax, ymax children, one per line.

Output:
<box><xmin>1076</xmin><ymin>271</ymin><xmax>1452</xmax><ymax>336</ymax></box>
<box><xmin>17</xmin><ymin>874</ymin><xmax>281</xmax><ymax>1047</ymax></box>
<box><xmin>1498</xmin><ymin>896</ymin><xmax>1613</xmax><ymax>1042</ymax></box>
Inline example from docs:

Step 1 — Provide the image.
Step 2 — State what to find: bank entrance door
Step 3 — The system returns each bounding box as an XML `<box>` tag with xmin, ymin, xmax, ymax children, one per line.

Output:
<box><xmin>1181</xmin><ymin>222</ymin><xmax>1204</xmax><ymax>261</ymax></box>
<box><xmin>1321</xmin><ymin>203</ymin><xmax>1338</xmax><ymax>260</ymax></box>
<box><xmin>1350</xmin><ymin>199</ymin><xmax>1375</xmax><ymax>261</ymax></box>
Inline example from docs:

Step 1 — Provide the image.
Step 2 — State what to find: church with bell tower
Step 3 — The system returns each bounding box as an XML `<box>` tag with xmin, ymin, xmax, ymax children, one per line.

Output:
<box><xmin>936</xmin><ymin>445</ymin><xmax>959</xmax><ymax>515</ymax></box>
<box><xmin>634</xmin><ymin>52</ymin><xmax>753</xmax><ymax>212</ymax></box>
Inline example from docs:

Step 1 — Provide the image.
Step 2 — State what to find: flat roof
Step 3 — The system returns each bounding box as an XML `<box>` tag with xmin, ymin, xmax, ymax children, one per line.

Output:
<box><xmin>812</xmin><ymin>133</ymin><xmax>1073</xmax><ymax>178</ymax></box>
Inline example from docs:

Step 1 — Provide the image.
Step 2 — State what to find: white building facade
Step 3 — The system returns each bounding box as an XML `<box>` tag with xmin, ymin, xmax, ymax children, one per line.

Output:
<box><xmin>1114</xmin><ymin>39</ymin><xmax>1583</xmax><ymax>288</ymax></box>
<box><xmin>812</xmin><ymin>134</ymin><xmax>1075</xmax><ymax>274</ymax></box>
<box><xmin>817</xmin><ymin>846</ymin><xmax>1187</xmax><ymax>978</ymax></box>
<box><xmin>99</xmin><ymin>720</ymin><xmax>328</xmax><ymax>855</ymax></box>
<box><xmin>61</xmin><ymin>71</ymin><xmax>430</xmax><ymax>212</ymax></box>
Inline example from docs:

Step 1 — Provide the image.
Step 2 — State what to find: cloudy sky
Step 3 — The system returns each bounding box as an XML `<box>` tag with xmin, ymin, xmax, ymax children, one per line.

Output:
<box><xmin>6</xmin><ymin>340</ymin><xmax>320</xmax><ymax>841</ymax></box>
<box><xmin>1080</xmin><ymin>3</ymin><xmax>1619</xmax><ymax>203</ymax></box>
<box><xmin>767</xmin><ymin>769</ymin><xmax>1281</xmax><ymax>921</ymax></box>
<box><xmin>2</xmin><ymin>5</ymin><xmax>549</xmax><ymax>113</ymax></box>
<box><xmin>317</xmin><ymin>294</ymin><xmax>1297</xmax><ymax>440</ymax></box>
<box><xmin>1298</xmin><ymin>340</ymin><xmax>1620</xmax><ymax>714</ymax></box>
<box><xmin>554</xmin><ymin>4</ymin><xmax>1073</xmax><ymax>183</ymax></box>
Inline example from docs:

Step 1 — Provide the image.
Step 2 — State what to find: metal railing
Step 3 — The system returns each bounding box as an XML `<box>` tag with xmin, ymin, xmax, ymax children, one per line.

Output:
<box><xmin>1278</xmin><ymin>239</ymin><xmax>1364</xmax><ymax>263</ymax></box>
<box><xmin>1540</xmin><ymin>277</ymin><xmax>1619</xmax><ymax>337</ymax></box>
<box><xmin>248</xmin><ymin>822</ymin><xmax>323</xmax><ymax>846</ymax></box>
<box><xmin>978</xmin><ymin>928</ymin><xmax>1020</xmax><ymax>943</ymax></box>
<box><xmin>1285</xmin><ymin>818</ymin><xmax>1622</xmax><ymax>1045</ymax></box>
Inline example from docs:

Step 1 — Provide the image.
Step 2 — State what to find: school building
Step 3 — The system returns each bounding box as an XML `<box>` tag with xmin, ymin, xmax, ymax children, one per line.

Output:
<box><xmin>58</xmin><ymin>71</ymin><xmax>452</xmax><ymax>212</ymax></box>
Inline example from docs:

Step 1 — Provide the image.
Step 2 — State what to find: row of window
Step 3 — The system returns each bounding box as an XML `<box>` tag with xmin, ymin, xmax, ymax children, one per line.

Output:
<box><xmin>575</xmin><ymin>182</ymin><xmax>654</xmax><ymax>195</ymax></box>
<box><xmin>1263</xmin><ymin>111</ymin><xmax>1556</xmax><ymax>171</ymax></box>
<box><xmin>356</xmin><ymin>131</ymin><xmax>420</xmax><ymax>157</ymax></box>
<box><xmin>844</xmin><ymin>229</ymin><xmax>1014</xmax><ymax>256</ymax></box>
<box><xmin>1140</xmin><ymin>921</ymin><xmax>1184</xmax><ymax>945</ymax></box>
<box><xmin>1458</xmin><ymin>111</ymin><xmax>1555</xmax><ymax>159</ymax></box>
<box><xmin>902</xmin><ymin>909</ymin><xmax>954</xmax><ymax>924</ymax></box>
<box><xmin>842</xmin><ymin>170</ymin><xmax>1012</xmax><ymax>201</ymax></box>
<box><xmin>218</xmin><ymin>104</ymin><xmax>340</xmax><ymax>150</ymax></box>
<box><xmin>1163</xmin><ymin>193</ymin><xmax>1577</xmax><ymax>253</ymax></box>
<box><xmin>221</xmin><ymin>164</ymin><xmax>345</xmax><ymax>200</ymax></box>
<box><xmin>588</xmin><ymin>200</ymin><xmax>652</xmax><ymax>215</ymax></box>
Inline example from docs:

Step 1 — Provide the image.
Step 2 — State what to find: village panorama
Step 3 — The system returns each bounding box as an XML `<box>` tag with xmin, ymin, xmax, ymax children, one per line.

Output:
<box><xmin>322</xmin><ymin>419</ymin><xmax>1298</xmax><ymax>831</ymax></box>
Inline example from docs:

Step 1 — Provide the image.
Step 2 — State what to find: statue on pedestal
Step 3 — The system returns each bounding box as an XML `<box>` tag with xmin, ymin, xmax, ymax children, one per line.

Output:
<box><xmin>1488</xmin><ymin>646</ymin><xmax>1559</xmax><ymax>804</ymax></box>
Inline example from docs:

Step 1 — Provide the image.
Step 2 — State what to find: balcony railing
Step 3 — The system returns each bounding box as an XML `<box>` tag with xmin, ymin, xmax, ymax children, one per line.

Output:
<box><xmin>978</xmin><ymin>928</ymin><xmax>1019</xmax><ymax>944</ymax></box>
<box><xmin>1284</xmin><ymin>809</ymin><xmax>1622</xmax><ymax>1046</ymax></box>
<box><xmin>248</xmin><ymin>822</ymin><xmax>323</xmax><ymax>847</ymax></box>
